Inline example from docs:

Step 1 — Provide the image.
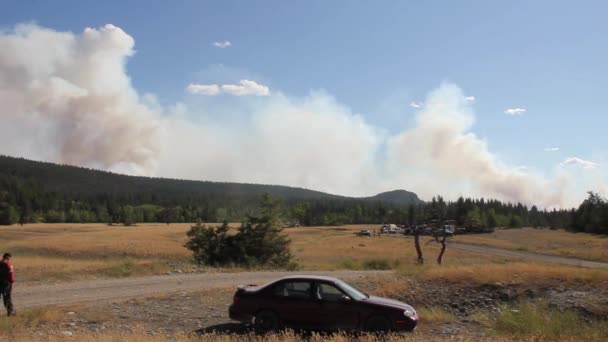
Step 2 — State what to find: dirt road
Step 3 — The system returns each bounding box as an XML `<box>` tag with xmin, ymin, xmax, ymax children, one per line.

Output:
<box><xmin>450</xmin><ymin>242</ymin><xmax>608</xmax><ymax>269</ymax></box>
<box><xmin>15</xmin><ymin>270</ymin><xmax>389</xmax><ymax>308</ymax></box>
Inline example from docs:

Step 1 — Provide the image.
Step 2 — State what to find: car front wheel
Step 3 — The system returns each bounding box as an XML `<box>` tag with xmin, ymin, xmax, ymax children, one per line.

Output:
<box><xmin>253</xmin><ymin>310</ymin><xmax>280</xmax><ymax>334</ymax></box>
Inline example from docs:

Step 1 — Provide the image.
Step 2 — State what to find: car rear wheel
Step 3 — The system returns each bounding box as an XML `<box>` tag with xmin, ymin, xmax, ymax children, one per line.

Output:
<box><xmin>253</xmin><ymin>310</ymin><xmax>280</xmax><ymax>334</ymax></box>
<box><xmin>365</xmin><ymin>315</ymin><xmax>392</xmax><ymax>332</ymax></box>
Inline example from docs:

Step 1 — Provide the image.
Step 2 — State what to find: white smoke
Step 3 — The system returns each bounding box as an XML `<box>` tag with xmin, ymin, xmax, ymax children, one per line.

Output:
<box><xmin>1</xmin><ymin>23</ymin><xmax>605</xmax><ymax>207</ymax></box>
<box><xmin>157</xmin><ymin>92</ymin><xmax>381</xmax><ymax>196</ymax></box>
<box><xmin>385</xmin><ymin>84</ymin><xmax>566</xmax><ymax>207</ymax></box>
<box><xmin>0</xmin><ymin>23</ymin><xmax>160</xmax><ymax>174</ymax></box>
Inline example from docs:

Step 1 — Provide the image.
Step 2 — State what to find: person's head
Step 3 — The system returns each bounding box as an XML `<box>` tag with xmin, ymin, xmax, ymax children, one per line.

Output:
<box><xmin>2</xmin><ymin>253</ymin><xmax>11</xmax><ymax>261</ymax></box>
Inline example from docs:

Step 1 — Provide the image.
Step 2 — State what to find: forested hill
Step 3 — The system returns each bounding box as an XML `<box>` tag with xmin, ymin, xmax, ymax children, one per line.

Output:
<box><xmin>0</xmin><ymin>155</ymin><xmax>342</xmax><ymax>200</ymax></box>
<box><xmin>0</xmin><ymin>155</ymin><xmax>423</xmax><ymax>225</ymax></box>
<box><xmin>0</xmin><ymin>155</ymin><xmax>421</xmax><ymax>204</ymax></box>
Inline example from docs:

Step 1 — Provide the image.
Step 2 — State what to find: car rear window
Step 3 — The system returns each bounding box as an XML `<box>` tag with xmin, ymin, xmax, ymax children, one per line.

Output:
<box><xmin>272</xmin><ymin>281</ymin><xmax>311</xmax><ymax>299</ymax></box>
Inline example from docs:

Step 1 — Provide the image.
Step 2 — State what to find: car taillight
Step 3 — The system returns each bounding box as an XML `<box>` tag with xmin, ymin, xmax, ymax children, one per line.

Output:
<box><xmin>233</xmin><ymin>295</ymin><xmax>241</xmax><ymax>304</ymax></box>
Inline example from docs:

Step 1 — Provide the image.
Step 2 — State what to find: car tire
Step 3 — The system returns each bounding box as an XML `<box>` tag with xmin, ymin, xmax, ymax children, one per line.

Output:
<box><xmin>365</xmin><ymin>315</ymin><xmax>392</xmax><ymax>332</ymax></box>
<box><xmin>253</xmin><ymin>310</ymin><xmax>280</xmax><ymax>334</ymax></box>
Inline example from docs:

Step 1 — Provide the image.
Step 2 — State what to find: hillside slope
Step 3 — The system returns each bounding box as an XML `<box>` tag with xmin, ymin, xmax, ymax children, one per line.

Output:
<box><xmin>0</xmin><ymin>155</ymin><xmax>423</xmax><ymax>206</ymax></box>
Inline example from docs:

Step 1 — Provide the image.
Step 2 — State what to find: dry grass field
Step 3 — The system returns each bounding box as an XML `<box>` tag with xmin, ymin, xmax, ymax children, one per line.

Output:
<box><xmin>0</xmin><ymin>223</ymin><xmax>509</xmax><ymax>282</ymax></box>
<box><xmin>453</xmin><ymin>227</ymin><xmax>608</xmax><ymax>262</ymax></box>
<box><xmin>1</xmin><ymin>223</ymin><xmax>607</xmax><ymax>283</ymax></box>
<box><xmin>1</xmin><ymin>222</ymin><xmax>607</xmax><ymax>341</ymax></box>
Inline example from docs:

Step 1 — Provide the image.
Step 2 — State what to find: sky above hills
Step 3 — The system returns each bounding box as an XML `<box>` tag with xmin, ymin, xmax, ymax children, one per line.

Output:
<box><xmin>1</xmin><ymin>0</ymin><xmax>607</xmax><ymax>207</ymax></box>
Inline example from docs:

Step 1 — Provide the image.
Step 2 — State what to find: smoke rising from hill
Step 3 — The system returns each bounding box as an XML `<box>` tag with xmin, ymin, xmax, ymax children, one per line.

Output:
<box><xmin>0</xmin><ymin>24</ymin><xmax>603</xmax><ymax>207</ymax></box>
<box><xmin>0</xmin><ymin>23</ymin><xmax>161</xmax><ymax>174</ymax></box>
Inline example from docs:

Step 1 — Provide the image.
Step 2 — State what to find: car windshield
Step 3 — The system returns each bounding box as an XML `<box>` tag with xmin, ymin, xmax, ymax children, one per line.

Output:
<box><xmin>336</xmin><ymin>280</ymin><xmax>367</xmax><ymax>300</ymax></box>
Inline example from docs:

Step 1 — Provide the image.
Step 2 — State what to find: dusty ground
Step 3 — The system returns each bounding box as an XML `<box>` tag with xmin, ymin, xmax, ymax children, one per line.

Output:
<box><xmin>449</xmin><ymin>242</ymin><xmax>608</xmax><ymax>269</ymax></box>
<box><xmin>15</xmin><ymin>270</ymin><xmax>389</xmax><ymax>308</ymax></box>
<box><xmin>8</xmin><ymin>274</ymin><xmax>608</xmax><ymax>341</ymax></box>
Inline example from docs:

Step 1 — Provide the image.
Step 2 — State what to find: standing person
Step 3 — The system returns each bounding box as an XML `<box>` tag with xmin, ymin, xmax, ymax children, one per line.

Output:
<box><xmin>0</xmin><ymin>253</ymin><xmax>15</xmax><ymax>316</ymax></box>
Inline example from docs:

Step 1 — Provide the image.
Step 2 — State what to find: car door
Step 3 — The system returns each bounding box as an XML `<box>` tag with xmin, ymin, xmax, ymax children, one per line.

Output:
<box><xmin>314</xmin><ymin>281</ymin><xmax>360</xmax><ymax>330</ymax></box>
<box><xmin>269</xmin><ymin>280</ymin><xmax>322</xmax><ymax>328</ymax></box>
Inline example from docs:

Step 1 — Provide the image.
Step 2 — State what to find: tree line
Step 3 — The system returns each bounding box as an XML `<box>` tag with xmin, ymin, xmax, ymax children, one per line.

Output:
<box><xmin>0</xmin><ymin>156</ymin><xmax>606</xmax><ymax>234</ymax></box>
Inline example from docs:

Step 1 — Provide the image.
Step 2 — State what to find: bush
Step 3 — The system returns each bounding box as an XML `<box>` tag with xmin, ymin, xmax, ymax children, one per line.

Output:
<box><xmin>362</xmin><ymin>259</ymin><xmax>392</xmax><ymax>270</ymax></box>
<box><xmin>185</xmin><ymin>194</ymin><xmax>297</xmax><ymax>269</ymax></box>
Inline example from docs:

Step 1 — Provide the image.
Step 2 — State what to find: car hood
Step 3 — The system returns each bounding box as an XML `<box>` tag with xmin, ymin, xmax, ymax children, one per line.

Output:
<box><xmin>362</xmin><ymin>296</ymin><xmax>415</xmax><ymax>311</ymax></box>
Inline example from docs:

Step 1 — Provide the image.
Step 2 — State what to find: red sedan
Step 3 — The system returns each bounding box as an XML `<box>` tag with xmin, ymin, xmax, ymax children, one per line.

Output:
<box><xmin>229</xmin><ymin>275</ymin><xmax>418</xmax><ymax>333</ymax></box>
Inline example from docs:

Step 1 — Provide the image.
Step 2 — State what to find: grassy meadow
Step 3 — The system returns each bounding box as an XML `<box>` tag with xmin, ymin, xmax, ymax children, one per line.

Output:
<box><xmin>0</xmin><ymin>223</ymin><xmax>607</xmax><ymax>284</ymax></box>
<box><xmin>453</xmin><ymin>227</ymin><xmax>608</xmax><ymax>262</ymax></box>
<box><xmin>1</xmin><ymin>223</ymin><xmax>608</xmax><ymax>341</ymax></box>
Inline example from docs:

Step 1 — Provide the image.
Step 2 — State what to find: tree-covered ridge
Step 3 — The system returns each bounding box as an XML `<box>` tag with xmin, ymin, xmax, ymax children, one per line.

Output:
<box><xmin>0</xmin><ymin>155</ymin><xmax>606</xmax><ymax>235</ymax></box>
<box><xmin>0</xmin><ymin>155</ymin><xmax>420</xmax><ymax>225</ymax></box>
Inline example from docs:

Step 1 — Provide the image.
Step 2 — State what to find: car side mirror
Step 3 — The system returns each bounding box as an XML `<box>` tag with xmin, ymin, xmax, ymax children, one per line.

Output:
<box><xmin>340</xmin><ymin>295</ymin><xmax>352</xmax><ymax>302</ymax></box>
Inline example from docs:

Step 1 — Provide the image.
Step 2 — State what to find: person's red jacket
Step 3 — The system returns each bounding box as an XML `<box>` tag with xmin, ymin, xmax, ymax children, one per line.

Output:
<box><xmin>7</xmin><ymin>261</ymin><xmax>14</xmax><ymax>284</ymax></box>
<box><xmin>1</xmin><ymin>260</ymin><xmax>13</xmax><ymax>284</ymax></box>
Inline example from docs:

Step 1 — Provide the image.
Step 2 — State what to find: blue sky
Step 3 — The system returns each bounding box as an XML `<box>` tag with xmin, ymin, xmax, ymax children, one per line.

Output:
<box><xmin>1</xmin><ymin>0</ymin><xmax>607</xmax><ymax>206</ymax></box>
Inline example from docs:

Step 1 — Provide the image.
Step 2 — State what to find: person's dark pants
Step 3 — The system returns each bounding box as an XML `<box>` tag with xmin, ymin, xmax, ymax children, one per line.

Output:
<box><xmin>0</xmin><ymin>283</ymin><xmax>14</xmax><ymax>316</ymax></box>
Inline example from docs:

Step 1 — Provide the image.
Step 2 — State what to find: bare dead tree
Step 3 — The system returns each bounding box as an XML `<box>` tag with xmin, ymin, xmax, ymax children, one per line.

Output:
<box><xmin>425</xmin><ymin>224</ymin><xmax>450</xmax><ymax>265</ymax></box>
<box><xmin>414</xmin><ymin>227</ymin><xmax>424</xmax><ymax>264</ymax></box>
<box><xmin>436</xmin><ymin>234</ymin><xmax>448</xmax><ymax>265</ymax></box>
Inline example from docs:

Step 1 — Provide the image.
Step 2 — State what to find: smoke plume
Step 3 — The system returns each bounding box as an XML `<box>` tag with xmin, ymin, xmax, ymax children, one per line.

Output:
<box><xmin>0</xmin><ymin>23</ymin><xmax>160</xmax><ymax>174</ymax></box>
<box><xmin>1</xmin><ymin>23</ymin><xmax>605</xmax><ymax>207</ymax></box>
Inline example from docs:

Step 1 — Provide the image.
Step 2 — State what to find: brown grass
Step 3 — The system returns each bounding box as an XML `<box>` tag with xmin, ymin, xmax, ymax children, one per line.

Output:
<box><xmin>289</xmin><ymin>225</ymin><xmax>500</xmax><ymax>270</ymax></box>
<box><xmin>413</xmin><ymin>262</ymin><xmax>608</xmax><ymax>285</ymax></box>
<box><xmin>454</xmin><ymin>228</ymin><xmax>608</xmax><ymax>262</ymax></box>
<box><xmin>7</xmin><ymin>329</ymin><xmax>603</xmax><ymax>342</ymax></box>
<box><xmin>2</xmin><ymin>223</ymin><xmax>607</xmax><ymax>283</ymax></box>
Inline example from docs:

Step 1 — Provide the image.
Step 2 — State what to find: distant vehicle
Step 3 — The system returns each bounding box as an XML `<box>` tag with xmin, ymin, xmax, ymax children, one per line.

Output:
<box><xmin>356</xmin><ymin>229</ymin><xmax>372</xmax><ymax>237</ymax></box>
<box><xmin>433</xmin><ymin>226</ymin><xmax>454</xmax><ymax>237</ymax></box>
<box><xmin>415</xmin><ymin>225</ymin><xmax>433</xmax><ymax>235</ymax></box>
<box><xmin>229</xmin><ymin>275</ymin><xmax>418</xmax><ymax>333</ymax></box>
<box><xmin>381</xmin><ymin>224</ymin><xmax>400</xmax><ymax>234</ymax></box>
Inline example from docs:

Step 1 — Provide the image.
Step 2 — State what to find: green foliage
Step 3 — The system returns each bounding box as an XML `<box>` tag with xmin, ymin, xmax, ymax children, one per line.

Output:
<box><xmin>0</xmin><ymin>204</ymin><xmax>19</xmax><ymax>225</ymax></box>
<box><xmin>486</xmin><ymin>208</ymin><xmax>498</xmax><ymax>228</ymax></box>
<box><xmin>486</xmin><ymin>301</ymin><xmax>608</xmax><ymax>339</ymax></box>
<box><xmin>184</xmin><ymin>221</ymin><xmax>232</xmax><ymax>266</ymax></box>
<box><xmin>121</xmin><ymin>205</ymin><xmax>135</xmax><ymax>226</ymax></box>
<box><xmin>571</xmin><ymin>192</ymin><xmax>608</xmax><ymax>234</ymax></box>
<box><xmin>105</xmin><ymin>259</ymin><xmax>136</xmax><ymax>277</ymax></box>
<box><xmin>185</xmin><ymin>194</ymin><xmax>297</xmax><ymax>269</ymax></box>
<box><xmin>361</xmin><ymin>259</ymin><xmax>393</xmax><ymax>270</ymax></box>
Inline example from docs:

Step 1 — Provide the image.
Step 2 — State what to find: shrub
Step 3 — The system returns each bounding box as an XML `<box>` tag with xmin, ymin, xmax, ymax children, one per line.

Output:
<box><xmin>185</xmin><ymin>194</ymin><xmax>297</xmax><ymax>269</ymax></box>
<box><xmin>361</xmin><ymin>259</ymin><xmax>392</xmax><ymax>270</ymax></box>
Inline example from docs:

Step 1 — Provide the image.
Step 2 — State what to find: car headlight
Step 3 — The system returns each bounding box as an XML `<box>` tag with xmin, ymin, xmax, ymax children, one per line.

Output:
<box><xmin>404</xmin><ymin>309</ymin><xmax>416</xmax><ymax>318</ymax></box>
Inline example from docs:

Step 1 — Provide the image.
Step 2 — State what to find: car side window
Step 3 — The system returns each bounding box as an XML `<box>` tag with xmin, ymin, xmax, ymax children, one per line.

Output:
<box><xmin>316</xmin><ymin>283</ymin><xmax>345</xmax><ymax>302</ymax></box>
<box><xmin>272</xmin><ymin>281</ymin><xmax>311</xmax><ymax>299</ymax></box>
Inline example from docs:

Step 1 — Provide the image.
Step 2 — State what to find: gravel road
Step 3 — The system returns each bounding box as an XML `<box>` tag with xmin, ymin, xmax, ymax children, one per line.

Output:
<box><xmin>450</xmin><ymin>242</ymin><xmax>608</xmax><ymax>269</ymax></box>
<box><xmin>15</xmin><ymin>270</ymin><xmax>390</xmax><ymax>308</ymax></box>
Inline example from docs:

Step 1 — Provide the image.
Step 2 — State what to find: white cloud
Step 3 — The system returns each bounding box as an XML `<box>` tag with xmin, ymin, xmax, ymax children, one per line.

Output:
<box><xmin>221</xmin><ymin>79</ymin><xmax>269</xmax><ymax>96</ymax></box>
<box><xmin>465</xmin><ymin>96</ymin><xmax>476</xmax><ymax>102</ymax></box>
<box><xmin>544</xmin><ymin>147</ymin><xmax>559</xmax><ymax>152</ymax></box>
<box><xmin>186</xmin><ymin>83</ymin><xmax>220</xmax><ymax>95</ymax></box>
<box><xmin>212</xmin><ymin>40</ymin><xmax>231</xmax><ymax>48</ymax></box>
<box><xmin>409</xmin><ymin>101</ymin><xmax>424</xmax><ymax>108</ymax></box>
<box><xmin>505</xmin><ymin>108</ymin><xmax>527</xmax><ymax>116</ymax></box>
<box><xmin>561</xmin><ymin>157</ymin><xmax>597</xmax><ymax>170</ymax></box>
<box><xmin>186</xmin><ymin>80</ymin><xmax>270</xmax><ymax>96</ymax></box>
